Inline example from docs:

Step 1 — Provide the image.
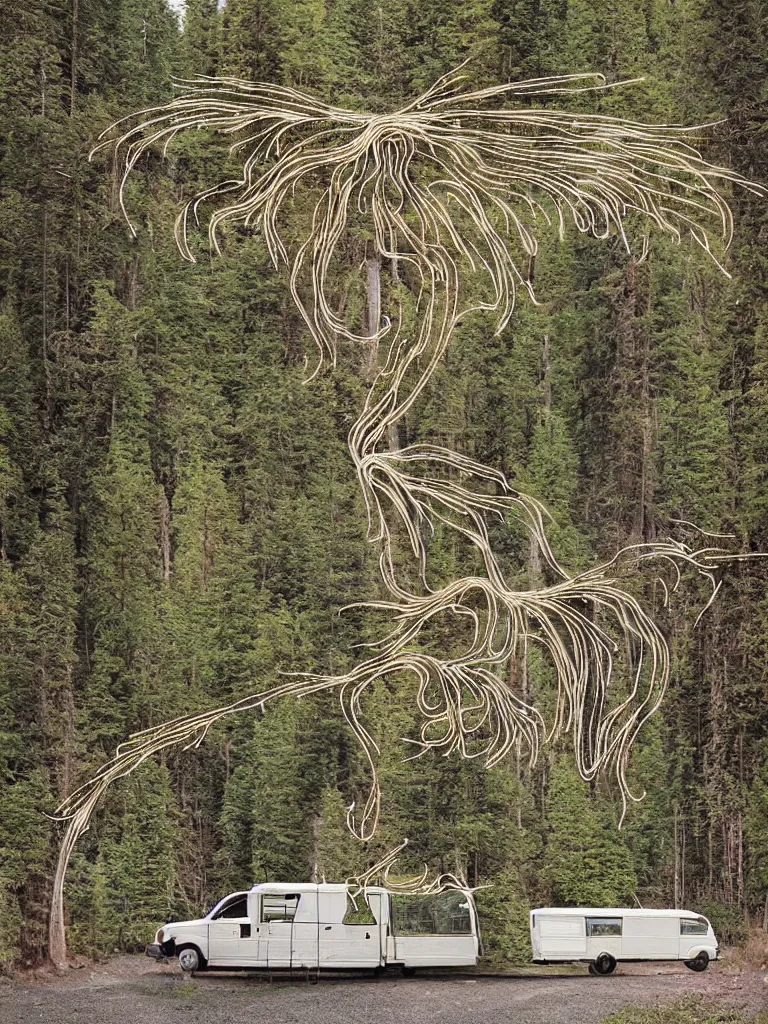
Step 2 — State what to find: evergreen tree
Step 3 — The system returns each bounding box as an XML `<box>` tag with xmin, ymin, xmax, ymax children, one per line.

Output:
<box><xmin>0</xmin><ymin>0</ymin><xmax>767</xmax><ymax>968</ymax></box>
<box><xmin>543</xmin><ymin>758</ymin><xmax>637</xmax><ymax>907</ymax></box>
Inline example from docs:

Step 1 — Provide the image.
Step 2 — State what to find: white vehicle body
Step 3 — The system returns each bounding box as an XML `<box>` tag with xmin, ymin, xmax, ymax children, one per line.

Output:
<box><xmin>530</xmin><ymin>907</ymin><xmax>718</xmax><ymax>968</ymax></box>
<box><xmin>148</xmin><ymin>883</ymin><xmax>479</xmax><ymax>972</ymax></box>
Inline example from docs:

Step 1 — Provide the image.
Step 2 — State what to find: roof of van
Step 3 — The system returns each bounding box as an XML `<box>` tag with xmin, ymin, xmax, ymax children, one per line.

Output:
<box><xmin>249</xmin><ymin>882</ymin><xmax>389</xmax><ymax>895</ymax></box>
<box><xmin>530</xmin><ymin>907</ymin><xmax>705</xmax><ymax>919</ymax></box>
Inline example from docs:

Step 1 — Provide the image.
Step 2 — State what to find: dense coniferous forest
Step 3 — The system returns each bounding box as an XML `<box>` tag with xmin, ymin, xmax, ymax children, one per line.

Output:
<box><xmin>1</xmin><ymin>0</ymin><xmax>768</xmax><ymax>969</ymax></box>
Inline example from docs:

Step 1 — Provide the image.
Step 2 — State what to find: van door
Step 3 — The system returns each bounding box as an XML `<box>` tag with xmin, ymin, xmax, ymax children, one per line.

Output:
<box><xmin>679</xmin><ymin>916</ymin><xmax>709</xmax><ymax>960</ymax></box>
<box><xmin>318</xmin><ymin>891</ymin><xmax>380</xmax><ymax>967</ymax></box>
<box><xmin>365</xmin><ymin>892</ymin><xmax>387</xmax><ymax>966</ymax></box>
<box><xmin>208</xmin><ymin>894</ymin><xmax>260</xmax><ymax>965</ymax></box>
<box><xmin>261</xmin><ymin>892</ymin><xmax>301</xmax><ymax>968</ymax></box>
<box><xmin>290</xmin><ymin>890</ymin><xmax>319</xmax><ymax>968</ymax></box>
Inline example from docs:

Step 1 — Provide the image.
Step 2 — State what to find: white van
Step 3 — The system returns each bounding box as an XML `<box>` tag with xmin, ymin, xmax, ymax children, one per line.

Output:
<box><xmin>530</xmin><ymin>907</ymin><xmax>718</xmax><ymax>974</ymax></box>
<box><xmin>147</xmin><ymin>882</ymin><xmax>479</xmax><ymax>975</ymax></box>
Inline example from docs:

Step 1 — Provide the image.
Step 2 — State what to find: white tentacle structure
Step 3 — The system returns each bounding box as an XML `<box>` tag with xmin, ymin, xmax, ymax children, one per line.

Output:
<box><xmin>48</xmin><ymin>68</ymin><xmax>764</xmax><ymax>962</ymax></box>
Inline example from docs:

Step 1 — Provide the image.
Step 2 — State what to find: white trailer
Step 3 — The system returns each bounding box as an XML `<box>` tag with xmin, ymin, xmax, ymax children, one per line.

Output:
<box><xmin>530</xmin><ymin>907</ymin><xmax>718</xmax><ymax>975</ymax></box>
<box><xmin>147</xmin><ymin>882</ymin><xmax>479</xmax><ymax>975</ymax></box>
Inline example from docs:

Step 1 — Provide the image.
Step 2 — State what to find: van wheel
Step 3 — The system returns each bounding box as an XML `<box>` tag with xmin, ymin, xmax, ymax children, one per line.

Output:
<box><xmin>593</xmin><ymin>954</ymin><xmax>617</xmax><ymax>976</ymax></box>
<box><xmin>684</xmin><ymin>952</ymin><xmax>709</xmax><ymax>972</ymax></box>
<box><xmin>178</xmin><ymin>946</ymin><xmax>205</xmax><ymax>973</ymax></box>
<box><xmin>401</xmin><ymin>966</ymin><xmax>416</xmax><ymax>977</ymax></box>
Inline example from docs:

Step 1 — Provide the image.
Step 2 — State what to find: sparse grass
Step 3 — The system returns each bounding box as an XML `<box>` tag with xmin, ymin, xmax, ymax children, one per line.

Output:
<box><xmin>171</xmin><ymin>981</ymin><xmax>199</xmax><ymax>999</ymax></box>
<box><xmin>603</xmin><ymin>996</ymin><xmax>768</xmax><ymax>1024</ymax></box>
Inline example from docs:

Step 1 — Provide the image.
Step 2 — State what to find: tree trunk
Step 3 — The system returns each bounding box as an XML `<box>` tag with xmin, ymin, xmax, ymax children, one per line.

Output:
<box><xmin>70</xmin><ymin>0</ymin><xmax>79</xmax><ymax>116</ymax></box>
<box><xmin>673</xmin><ymin>802</ymin><xmax>680</xmax><ymax>909</ymax></box>
<box><xmin>49</xmin><ymin>820</ymin><xmax>80</xmax><ymax>969</ymax></box>
<box><xmin>363</xmin><ymin>256</ymin><xmax>381</xmax><ymax>380</ymax></box>
<box><xmin>159</xmin><ymin>486</ymin><xmax>172</xmax><ymax>582</ymax></box>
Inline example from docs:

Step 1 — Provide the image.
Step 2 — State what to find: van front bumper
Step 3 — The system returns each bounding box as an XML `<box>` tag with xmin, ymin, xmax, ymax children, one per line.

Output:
<box><xmin>146</xmin><ymin>939</ymin><xmax>176</xmax><ymax>959</ymax></box>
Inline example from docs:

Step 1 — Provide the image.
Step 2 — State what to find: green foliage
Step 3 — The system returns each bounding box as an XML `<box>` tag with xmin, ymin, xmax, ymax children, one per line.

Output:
<box><xmin>314</xmin><ymin>787</ymin><xmax>362</xmax><ymax>882</ymax></box>
<box><xmin>89</xmin><ymin>764</ymin><xmax>187</xmax><ymax>952</ymax></box>
<box><xmin>745</xmin><ymin>750</ymin><xmax>768</xmax><ymax>908</ymax></box>
<box><xmin>474</xmin><ymin>868</ymin><xmax>533</xmax><ymax>965</ymax></box>
<box><xmin>0</xmin><ymin>0</ymin><xmax>766</xmax><ymax>971</ymax></box>
<box><xmin>696</xmin><ymin>901</ymin><xmax>750</xmax><ymax>948</ymax></box>
<box><xmin>0</xmin><ymin>875</ymin><xmax>22</xmax><ymax>972</ymax></box>
<box><xmin>543</xmin><ymin>758</ymin><xmax>637</xmax><ymax>907</ymax></box>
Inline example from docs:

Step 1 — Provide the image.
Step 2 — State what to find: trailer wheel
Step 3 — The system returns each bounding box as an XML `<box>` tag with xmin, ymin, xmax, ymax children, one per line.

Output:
<box><xmin>684</xmin><ymin>952</ymin><xmax>709</xmax><ymax>972</ymax></box>
<box><xmin>401</xmin><ymin>966</ymin><xmax>416</xmax><ymax>977</ymax></box>
<box><xmin>177</xmin><ymin>946</ymin><xmax>205</xmax><ymax>974</ymax></box>
<box><xmin>593</xmin><ymin>953</ymin><xmax>617</xmax><ymax>976</ymax></box>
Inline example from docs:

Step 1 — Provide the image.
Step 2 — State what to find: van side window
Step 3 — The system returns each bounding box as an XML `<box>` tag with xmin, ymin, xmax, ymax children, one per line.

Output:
<box><xmin>586</xmin><ymin>917</ymin><xmax>622</xmax><ymax>936</ymax></box>
<box><xmin>213</xmin><ymin>896</ymin><xmax>248</xmax><ymax>919</ymax></box>
<box><xmin>391</xmin><ymin>892</ymin><xmax>472</xmax><ymax>935</ymax></box>
<box><xmin>343</xmin><ymin>896</ymin><xmax>376</xmax><ymax>925</ymax></box>
<box><xmin>262</xmin><ymin>894</ymin><xmax>300</xmax><ymax>922</ymax></box>
<box><xmin>680</xmin><ymin>916</ymin><xmax>708</xmax><ymax>935</ymax></box>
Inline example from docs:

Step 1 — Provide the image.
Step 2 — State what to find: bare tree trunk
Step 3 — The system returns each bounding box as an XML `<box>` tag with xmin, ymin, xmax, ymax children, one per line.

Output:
<box><xmin>674</xmin><ymin>802</ymin><xmax>680</xmax><ymax>909</ymax></box>
<box><xmin>159</xmin><ymin>487</ymin><xmax>172</xmax><ymax>582</ymax></box>
<box><xmin>42</xmin><ymin>207</ymin><xmax>54</xmax><ymax>426</ymax></box>
<box><xmin>70</xmin><ymin>0</ymin><xmax>79</xmax><ymax>116</ymax></box>
<box><xmin>541</xmin><ymin>332</ymin><xmax>551</xmax><ymax>413</ymax></box>
<box><xmin>60</xmin><ymin>667</ymin><xmax>76</xmax><ymax>801</ymax></box>
<box><xmin>363</xmin><ymin>256</ymin><xmax>381</xmax><ymax>380</ymax></box>
<box><xmin>49</xmin><ymin>855</ymin><xmax>69</xmax><ymax>968</ymax></box>
<box><xmin>529</xmin><ymin>334</ymin><xmax>551</xmax><ymax>580</ymax></box>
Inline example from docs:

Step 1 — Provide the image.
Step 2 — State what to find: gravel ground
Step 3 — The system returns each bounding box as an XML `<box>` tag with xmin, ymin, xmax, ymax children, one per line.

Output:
<box><xmin>1</xmin><ymin>956</ymin><xmax>765</xmax><ymax>1024</ymax></box>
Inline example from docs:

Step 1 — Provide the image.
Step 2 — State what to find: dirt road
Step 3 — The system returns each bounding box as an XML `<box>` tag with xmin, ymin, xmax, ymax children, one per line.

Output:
<box><xmin>1</xmin><ymin>956</ymin><xmax>765</xmax><ymax>1024</ymax></box>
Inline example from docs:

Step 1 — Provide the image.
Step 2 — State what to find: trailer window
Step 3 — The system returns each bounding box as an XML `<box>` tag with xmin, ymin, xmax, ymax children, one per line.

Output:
<box><xmin>680</xmin><ymin>916</ymin><xmax>708</xmax><ymax>935</ymax></box>
<box><xmin>586</xmin><ymin>918</ymin><xmax>622</xmax><ymax>937</ymax></box>
<box><xmin>391</xmin><ymin>892</ymin><xmax>472</xmax><ymax>935</ymax></box>
<box><xmin>213</xmin><ymin>896</ymin><xmax>248</xmax><ymax>919</ymax></box>
<box><xmin>261</xmin><ymin>894</ymin><xmax>300</xmax><ymax>922</ymax></box>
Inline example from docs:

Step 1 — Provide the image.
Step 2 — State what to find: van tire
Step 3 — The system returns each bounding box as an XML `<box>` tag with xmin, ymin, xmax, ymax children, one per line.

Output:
<box><xmin>593</xmin><ymin>953</ymin><xmax>617</xmax><ymax>976</ymax></box>
<box><xmin>177</xmin><ymin>946</ymin><xmax>206</xmax><ymax>973</ymax></box>
<box><xmin>684</xmin><ymin>952</ymin><xmax>709</xmax><ymax>972</ymax></box>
